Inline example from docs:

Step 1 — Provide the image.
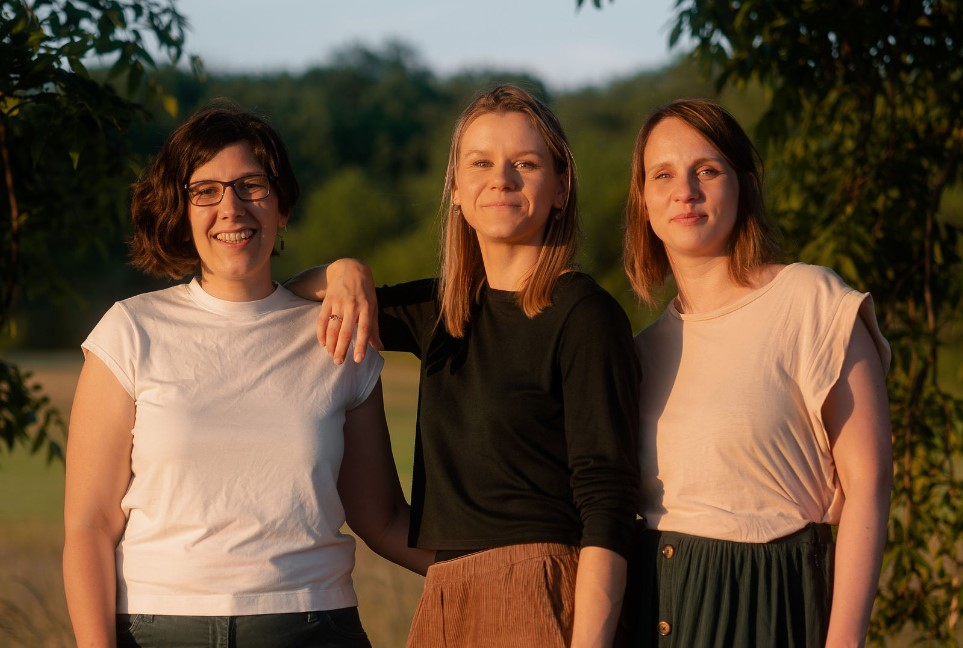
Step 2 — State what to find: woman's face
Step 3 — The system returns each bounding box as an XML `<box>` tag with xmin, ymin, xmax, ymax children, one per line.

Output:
<box><xmin>187</xmin><ymin>141</ymin><xmax>287</xmax><ymax>301</ymax></box>
<box><xmin>452</xmin><ymin>111</ymin><xmax>566</xmax><ymax>252</ymax></box>
<box><xmin>642</xmin><ymin>117</ymin><xmax>740</xmax><ymax>264</ymax></box>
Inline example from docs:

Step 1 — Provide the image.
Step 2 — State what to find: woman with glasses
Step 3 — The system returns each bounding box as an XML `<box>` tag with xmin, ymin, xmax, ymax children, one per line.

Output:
<box><xmin>287</xmin><ymin>85</ymin><xmax>640</xmax><ymax>647</ymax></box>
<box><xmin>62</xmin><ymin>102</ymin><xmax>431</xmax><ymax>648</ymax></box>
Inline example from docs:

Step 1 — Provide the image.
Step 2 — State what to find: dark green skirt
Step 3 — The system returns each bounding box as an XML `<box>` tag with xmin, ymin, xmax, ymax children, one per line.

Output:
<box><xmin>617</xmin><ymin>522</ymin><xmax>834</xmax><ymax>648</ymax></box>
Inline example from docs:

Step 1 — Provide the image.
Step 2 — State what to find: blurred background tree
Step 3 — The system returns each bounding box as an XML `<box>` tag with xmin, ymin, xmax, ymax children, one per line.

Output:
<box><xmin>0</xmin><ymin>0</ymin><xmax>196</xmax><ymax>462</ymax></box>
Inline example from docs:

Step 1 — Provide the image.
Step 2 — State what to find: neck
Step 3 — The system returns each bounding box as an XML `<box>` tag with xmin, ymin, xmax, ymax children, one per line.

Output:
<box><xmin>197</xmin><ymin>275</ymin><xmax>277</xmax><ymax>302</ymax></box>
<box><xmin>670</xmin><ymin>256</ymin><xmax>783</xmax><ymax>314</ymax></box>
<box><xmin>668</xmin><ymin>254</ymin><xmax>739</xmax><ymax>314</ymax></box>
<box><xmin>477</xmin><ymin>242</ymin><xmax>541</xmax><ymax>291</ymax></box>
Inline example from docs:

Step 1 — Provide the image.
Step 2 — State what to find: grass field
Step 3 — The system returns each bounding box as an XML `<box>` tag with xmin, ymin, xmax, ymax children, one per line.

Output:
<box><xmin>0</xmin><ymin>350</ymin><xmax>425</xmax><ymax>648</ymax></box>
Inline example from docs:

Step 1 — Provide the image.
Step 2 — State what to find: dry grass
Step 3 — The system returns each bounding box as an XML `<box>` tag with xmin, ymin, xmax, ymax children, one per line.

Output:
<box><xmin>0</xmin><ymin>350</ymin><xmax>424</xmax><ymax>648</ymax></box>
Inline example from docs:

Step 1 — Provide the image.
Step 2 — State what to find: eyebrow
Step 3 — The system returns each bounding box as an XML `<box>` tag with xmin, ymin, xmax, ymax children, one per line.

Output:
<box><xmin>189</xmin><ymin>170</ymin><xmax>266</xmax><ymax>183</ymax></box>
<box><xmin>647</xmin><ymin>155</ymin><xmax>727</xmax><ymax>170</ymax></box>
<box><xmin>461</xmin><ymin>148</ymin><xmax>547</xmax><ymax>158</ymax></box>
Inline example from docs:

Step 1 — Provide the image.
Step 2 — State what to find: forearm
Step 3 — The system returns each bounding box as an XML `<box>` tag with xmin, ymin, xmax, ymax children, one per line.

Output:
<box><xmin>825</xmin><ymin>484</ymin><xmax>890</xmax><ymax>647</ymax></box>
<box><xmin>571</xmin><ymin>546</ymin><xmax>626</xmax><ymax>648</ymax></box>
<box><xmin>356</xmin><ymin>502</ymin><xmax>434</xmax><ymax>576</ymax></box>
<box><xmin>63</xmin><ymin>527</ymin><xmax>120</xmax><ymax>648</ymax></box>
<box><xmin>283</xmin><ymin>263</ymin><xmax>332</xmax><ymax>300</ymax></box>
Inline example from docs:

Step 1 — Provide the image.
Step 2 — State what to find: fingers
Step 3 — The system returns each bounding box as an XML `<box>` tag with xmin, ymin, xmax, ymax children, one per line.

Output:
<box><xmin>316</xmin><ymin>258</ymin><xmax>380</xmax><ymax>364</ymax></box>
<box><xmin>326</xmin><ymin>299</ymin><xmax>360</xmax><ymax>365</ymax></box>
<box><xmin>317</xmin><ymin>300</ymin><xmax>333</xmax><ymax>347</ymax></box>
<box><xmin>365</xmin><ymin>295</ymin><xmax>383</xmax><ymax>352</ymax></box>
<box><xmin>333</xmin><ymin>312</ymin><xmax>355</xmax><ymax>365</ymax></box>
<box><xmin>352</xmin><ymin>303</ymin><xmax>384</xmax><ymax>364</ymax></box>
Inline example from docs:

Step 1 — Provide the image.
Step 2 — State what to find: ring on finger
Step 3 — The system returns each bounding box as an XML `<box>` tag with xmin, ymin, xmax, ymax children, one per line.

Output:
<box><xmin>328</xmin><ymin>314</ymin><xmax>342</xmax><ymax>322</ymax></box>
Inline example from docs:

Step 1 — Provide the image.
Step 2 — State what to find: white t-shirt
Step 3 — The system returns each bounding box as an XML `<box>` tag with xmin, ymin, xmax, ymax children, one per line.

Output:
<box><xmin>635</xmin><ymin>263</ymin><xmax>890</xmax><ymax>543</ymax></box>
<box><xmin>83</xmin><ymin>279</ymin><xmax>383</xmax><ymax>615</ymax></box>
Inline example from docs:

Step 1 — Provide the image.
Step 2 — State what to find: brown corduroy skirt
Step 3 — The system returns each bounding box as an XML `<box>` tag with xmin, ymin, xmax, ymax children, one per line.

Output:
<box><xmin>405</xmin><ymin>542</ymin><xmax>580</xmax><ymax>648</ymax></box>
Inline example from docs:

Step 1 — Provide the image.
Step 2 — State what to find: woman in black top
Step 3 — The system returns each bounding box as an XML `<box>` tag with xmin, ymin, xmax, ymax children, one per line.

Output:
<box><xmin>288</xmin><ymin>84</ymin><xmax>639</xmax><ymax>647</ymax></box>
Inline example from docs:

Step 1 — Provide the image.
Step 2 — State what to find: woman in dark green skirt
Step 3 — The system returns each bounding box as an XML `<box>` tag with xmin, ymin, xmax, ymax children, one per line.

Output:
<box><xmin>621</xmin><ymin>99</ymin><xmax>892</xmax><ymax>647</ymax></box>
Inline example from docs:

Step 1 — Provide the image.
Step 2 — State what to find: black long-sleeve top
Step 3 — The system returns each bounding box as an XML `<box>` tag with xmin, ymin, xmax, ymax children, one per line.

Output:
<box><xmin>377</xmin><ymin>272</ymin><xmax>640</xmax><ymax>558</ymax></box>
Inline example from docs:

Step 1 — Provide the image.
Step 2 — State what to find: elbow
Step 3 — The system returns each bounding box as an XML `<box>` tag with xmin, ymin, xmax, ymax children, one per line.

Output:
<box><xmin>346</xmin><ymin>501</ymin><xmax>404</xmax><ymax>553</ymax></box>
<box><xmin>840</xmin><ymin>464</ymin><xmax>893</xmax><ymax>517</ymax></box>
<box><xmin>871</xmin><ymin>449</ymin><xmax>895</xmax><ymax>503</ymax></box>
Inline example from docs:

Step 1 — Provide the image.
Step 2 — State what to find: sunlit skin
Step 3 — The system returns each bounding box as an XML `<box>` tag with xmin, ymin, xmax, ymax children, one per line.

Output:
<box><xmin>452</xmin><ymin>111</ymin><xmax>566</xmax><ymax>287</ymax></box>
<box><xmin>188</xmin><ymin>141</ymin><xmax>287</xmax><ymax>301</ymax></box>
<box><xmin>643</xmin><ymin>117</ymin><xmax>740</xmax><ymax>266</ymax></box>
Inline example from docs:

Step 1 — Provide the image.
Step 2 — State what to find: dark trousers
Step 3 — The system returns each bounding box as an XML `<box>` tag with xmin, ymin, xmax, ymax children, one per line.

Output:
<box><xmin>116</xmin><ymin>607</ymin><xmax>371</xmax><ymax>648</ymax></box>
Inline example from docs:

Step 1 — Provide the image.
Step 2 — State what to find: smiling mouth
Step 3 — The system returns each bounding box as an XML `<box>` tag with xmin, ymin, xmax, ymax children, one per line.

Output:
<box><xmin>214</xmin><ymin>229</ymin><xmax>256</xmax><ymax>242</ymax></box>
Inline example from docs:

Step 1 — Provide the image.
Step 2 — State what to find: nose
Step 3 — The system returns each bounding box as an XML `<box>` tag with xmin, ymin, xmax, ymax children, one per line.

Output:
<box><xmin>490</xmin><ymin>161</ymin><xmax>519</xmax><ymax>190</ymax></box>
<box><xmin>670</xmin><ymin>172</ymin><xmax>701</xmax><ymax>202</ymax></box>
<box><xmin>218</xmin><ymin>185</ymin><xmax>246</xmax><ymax>215</ymax></box>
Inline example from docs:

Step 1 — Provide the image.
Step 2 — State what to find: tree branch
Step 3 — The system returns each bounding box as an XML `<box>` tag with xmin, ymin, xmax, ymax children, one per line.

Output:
<box><xmin>0</xmin><ymin>121</ymin><xmax>20</xmax><ymax>329</ymax></box>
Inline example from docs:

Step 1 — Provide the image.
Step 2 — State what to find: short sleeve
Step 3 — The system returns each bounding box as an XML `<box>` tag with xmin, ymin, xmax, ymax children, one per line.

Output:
<box><xmin>803</xmin><ymin>268</ymin><xmax>890</xmax><ymax>448</ymax></box>
<box><xmin>346</xmin><ymin>345</ymin><xmax>385</xmax><ymax>410</ymax></box>
<box><xmin>82</xmin><ymin>302</ymin><xmax>138</xmax><ymax>398</ymax></box>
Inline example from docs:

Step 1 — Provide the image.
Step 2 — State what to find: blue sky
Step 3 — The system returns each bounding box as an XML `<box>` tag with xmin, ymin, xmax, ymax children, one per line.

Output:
<box><xmin>169</xmin><ymin>0</ymin><xmax>685</xmax><ymax>90</ymax></box>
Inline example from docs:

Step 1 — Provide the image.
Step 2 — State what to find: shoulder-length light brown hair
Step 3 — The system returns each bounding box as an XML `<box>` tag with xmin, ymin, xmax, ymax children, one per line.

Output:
<box><xmin>129</xmin><ymin>101</ymin><xmax>300</xmax><ymax>279</ymax></box>
<box><xmin>439</xmin><ymin>84</ymin><xmax>581</xmax><ymax>337</ymax></box>
<box><xmin>623</xmin><ymin>98</ymin><xmax>781</xmax><ymax>305</ymax></box>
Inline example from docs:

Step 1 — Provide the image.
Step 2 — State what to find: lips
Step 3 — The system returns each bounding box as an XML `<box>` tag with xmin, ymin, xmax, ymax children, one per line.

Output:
<box><xmin>672</xmin><ymin>212</ymin><xmax>706</xmax><ymax>224</ymax></box>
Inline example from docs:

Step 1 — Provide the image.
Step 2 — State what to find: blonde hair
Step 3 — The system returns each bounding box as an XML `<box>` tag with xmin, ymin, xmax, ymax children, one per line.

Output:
<box><xmin>623</xmin><ymin>98</ymin><xmax>781</xmax><ymax>304</ymax></box>
<box><xmin>438</xmin><ymin>85</ymin><xmax>581</xmax><ymax>337</ymax></box>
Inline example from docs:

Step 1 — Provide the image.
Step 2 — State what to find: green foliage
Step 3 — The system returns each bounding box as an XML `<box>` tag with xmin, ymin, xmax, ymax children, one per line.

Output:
<box><xmin>0</xmin><ymin>361</ymin><xmax>62</xmax><ymax>462</ymax></box>
<box><xmin>279</xmin><ymin>168</ymin><xmax>406</xmax><ymax>276</ymax></box>
<box><xmin>0</xmin><ymin>0</ymin><xmax>194</xmax><ymax>462</ymax></box>
<box><xmin>671</xmin><ymin>0</ymin><xmax>963</xmax><ymax>642</ymax></box>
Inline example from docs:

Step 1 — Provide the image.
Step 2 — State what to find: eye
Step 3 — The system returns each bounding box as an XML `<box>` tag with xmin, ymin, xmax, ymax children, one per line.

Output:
<box><xmin>697</xmin><ymin>167</ymin><xmax>720</xmax><ymax>178</ymax></box>
<box><xmin>191</xmin><ymin>184</ymin><xmax>219</xmax><ymax>197</ymax></box>
<box><xmin>241</xmin><ymin>178</ymin><xmax>268</xmax><ymax>190</ymax></box>
<box><xmin>515</xmin><ymin>160</ymin><xmax>538</xmax><ymax>169</ymax></box>
<box><xmin>653</xmin><ymin>171</ymin><xmax>671</xmax><ymax>180</ymax></box>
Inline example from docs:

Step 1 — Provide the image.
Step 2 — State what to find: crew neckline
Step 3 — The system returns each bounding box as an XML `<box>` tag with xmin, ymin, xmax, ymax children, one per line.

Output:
<box><xmin>669</xmin><ymin>263</ymin><xmax>803</xmax><ymax>322</ymax></box>
<box><xmin>483</xmin><ymin>271</ymin><xmax>585</xmax><ymax>303</ymax></box>
<box><xmin>186</xmin><ymin>277</ymin><xmax>288</xmax><ymax>317</ymax></box>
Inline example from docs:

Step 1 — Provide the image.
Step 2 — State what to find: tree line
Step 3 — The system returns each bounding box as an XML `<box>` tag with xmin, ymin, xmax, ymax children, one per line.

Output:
<box><xmin>6</xmin><ymin>42</ymin><xmax>742</xmax><ymax>348</ymax></box>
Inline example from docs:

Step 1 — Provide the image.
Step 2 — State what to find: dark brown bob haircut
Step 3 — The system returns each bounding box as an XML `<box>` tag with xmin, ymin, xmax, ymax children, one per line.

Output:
<box><xmin>129</xmin><ymin>101</ymin><xmax>300</xmax><ymax>279</ymax></box>
<box><xmin>623</xmin><ymin>98</ymin><xmax>781</xmax><ymax>305</ymax></box>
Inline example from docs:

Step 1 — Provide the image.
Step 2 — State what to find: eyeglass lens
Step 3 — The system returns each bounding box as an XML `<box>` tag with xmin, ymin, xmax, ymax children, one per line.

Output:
<box><xmin>187</xmin><ymin>174</ymin><xmax>272</xmax><ymax>206</ymax></box>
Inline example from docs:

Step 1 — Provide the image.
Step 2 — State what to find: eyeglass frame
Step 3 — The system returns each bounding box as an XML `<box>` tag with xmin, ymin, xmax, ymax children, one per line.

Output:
<box><xmin>183</xmin><ymin>173</ymin><xmax>277</xmax><ymax>207</ymax></box>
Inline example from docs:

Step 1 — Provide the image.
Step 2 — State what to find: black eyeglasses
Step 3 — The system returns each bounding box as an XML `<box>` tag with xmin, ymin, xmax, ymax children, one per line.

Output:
<box><xmin>184</xmin><ymin>174</ymin><xmax>275</xmax><ymax>206</ymax></box>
